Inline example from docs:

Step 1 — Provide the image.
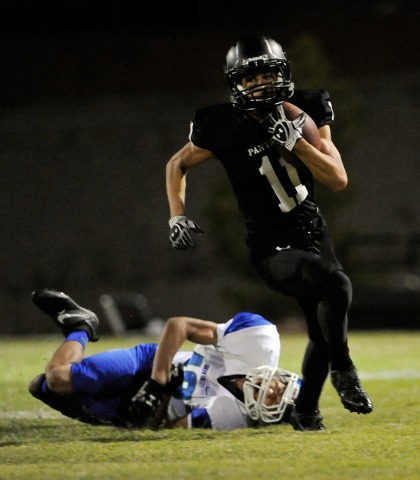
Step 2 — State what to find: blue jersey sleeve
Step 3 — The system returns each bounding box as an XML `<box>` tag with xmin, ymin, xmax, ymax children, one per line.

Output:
<box><xmin>224</xmin><ymin>312</ymin><xmax>273</xmax><ymax>336</ymax></box>
<box><xmin>190</xmin><ymin>408</ymin><xmax>212</xmax><ymax>429</ymax></box>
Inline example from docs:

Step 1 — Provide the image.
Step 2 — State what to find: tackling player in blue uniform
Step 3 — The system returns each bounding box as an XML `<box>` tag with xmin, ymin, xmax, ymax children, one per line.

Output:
<box><xmin>29</xmin><ymin>289</ymin><xmax>300</xmax><ymax>430</ymax></box>
<box><xmin>166</xmin><ymin>34</ymin><xmax>373</xmax><ymax>430</ymax></box>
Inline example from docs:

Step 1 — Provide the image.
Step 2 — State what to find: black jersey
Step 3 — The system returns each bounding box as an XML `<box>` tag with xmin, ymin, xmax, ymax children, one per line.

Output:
<box><xmin>190</xmin><ymin>89</ymin><xmax>334</xmax><ymax>255</ymax></box>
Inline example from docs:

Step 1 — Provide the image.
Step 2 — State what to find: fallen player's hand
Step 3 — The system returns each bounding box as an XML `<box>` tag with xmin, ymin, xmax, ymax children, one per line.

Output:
<box><xmin>165</xmin><ymin>363</ymin><xmax>184</xmax><ymax>395</ymax></box>
<box><xmin>268</xmin><ymin>106</ymin><xmax>306</xmax><ymax>152</ymax></box>
<box><xmin>130</xmin><ymin>379</ymin><xmax>166</xmax><ymax>417</ymax></box>
<box><xmin>169</xmin><ymin>215</ymin><xmax>204</xmax><ymax>250</ymax></box>
<box><xmin>147</xmin><ymin>394</ymin><xmax>171</xmax><ymax>430</ymax></box>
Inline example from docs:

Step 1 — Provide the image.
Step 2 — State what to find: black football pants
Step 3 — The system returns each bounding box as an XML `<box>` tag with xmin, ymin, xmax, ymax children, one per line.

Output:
<box><xmin>251</xmin><ymin>240</ymin><xmax>353</xmax><ymax>414</ymax></box>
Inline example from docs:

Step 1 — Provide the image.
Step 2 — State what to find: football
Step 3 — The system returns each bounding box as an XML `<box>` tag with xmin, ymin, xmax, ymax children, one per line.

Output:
<box><xmin>276</xmin><ymin>102</ymin><xmax>321</xmax><ymax>170</ymax></box>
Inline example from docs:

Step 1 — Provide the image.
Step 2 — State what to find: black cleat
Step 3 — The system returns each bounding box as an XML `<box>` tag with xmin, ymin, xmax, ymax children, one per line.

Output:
<box><xmin>330</xmin><ymin>364</ymin><xmax>373</xmax><ymax>414</ymax></box>
<box><xmin>32</xmin><ymin>289</ymin><xmax>99</xmax><ymax>341</ymax></box>
<box><xmin>289</xmin><ymin>406</ymin><xmax>326</xmax><ymax>431</ymax></box>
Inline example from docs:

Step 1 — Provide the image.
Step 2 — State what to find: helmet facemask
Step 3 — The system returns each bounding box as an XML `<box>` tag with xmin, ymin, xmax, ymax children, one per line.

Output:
<box><xmin>227</xmin><ymin>61</ymin><xmax>294</xmax><ymax>111</ymax></box>
<box><xmin>244</xmin><ymin>366</ymin><xmax>300</xmax><ymax>425</ymax></box>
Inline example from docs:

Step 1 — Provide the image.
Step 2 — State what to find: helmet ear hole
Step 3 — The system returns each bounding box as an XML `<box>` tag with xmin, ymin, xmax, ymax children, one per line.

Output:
<box><xmin>224</xmin><ymin>35</ymin><xmax>294</xmax><ymax>111</ymax></box>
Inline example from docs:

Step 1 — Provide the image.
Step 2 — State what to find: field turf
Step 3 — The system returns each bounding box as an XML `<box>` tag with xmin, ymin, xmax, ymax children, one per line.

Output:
<box><xmin>1</xmin><ymin>331</ymin><xmax>419</xmax><ymax>480</ymax></box>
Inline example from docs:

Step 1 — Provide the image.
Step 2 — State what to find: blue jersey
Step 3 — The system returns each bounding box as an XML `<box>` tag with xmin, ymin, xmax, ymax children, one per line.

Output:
<box><xmin>35</xmin><ymin>343</ymin><xmax>188</xmax><ymax>428</ymax></box>
<box><xmin>36</xmin><ymin>343</ymin><xmax>159</xmax><ymax>427</ymax></box>
<box><xmin>34</xmin><ymin>313</ymin><xmax>281</xmax><ymax>430</ymax></box>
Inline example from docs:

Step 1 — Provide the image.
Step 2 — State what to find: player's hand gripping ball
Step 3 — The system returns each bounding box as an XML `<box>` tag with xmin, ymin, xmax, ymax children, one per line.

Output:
<box><xmin>268</xmin><ymin>106</ymin><xmax>306</xmax><ymax>151</ymax></box>
<box><xmin>269</xmin><ymin>102</ymin><xmax>322</xmax><ymax>171</ymax></box>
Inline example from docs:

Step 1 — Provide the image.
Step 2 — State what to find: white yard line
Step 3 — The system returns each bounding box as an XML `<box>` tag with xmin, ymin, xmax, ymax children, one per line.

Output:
<box><xmin>0</xmin><ymin>410</ymin><xmax>62</xmax><ymax>419</ymax></box>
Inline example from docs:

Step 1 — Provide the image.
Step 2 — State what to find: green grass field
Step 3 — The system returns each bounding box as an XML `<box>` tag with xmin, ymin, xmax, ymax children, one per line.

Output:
<box><xmin>1</xmin><ymin>332</ymin><xmax>420</xmax><ymax>480</ymax></box>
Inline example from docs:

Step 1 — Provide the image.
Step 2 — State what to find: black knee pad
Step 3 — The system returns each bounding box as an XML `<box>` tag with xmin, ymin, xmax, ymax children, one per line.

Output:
<box><xmin>321</xmin><ymin>270</ymin><xmax>352</xmax><ymax>308</ymax></box>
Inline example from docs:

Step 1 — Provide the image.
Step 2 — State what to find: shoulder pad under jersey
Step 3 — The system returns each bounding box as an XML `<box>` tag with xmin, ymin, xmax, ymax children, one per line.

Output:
<box><xmin>289</xmin><ymin>89</ymin><xmax>334</xmax><ymax>128</ymax></box>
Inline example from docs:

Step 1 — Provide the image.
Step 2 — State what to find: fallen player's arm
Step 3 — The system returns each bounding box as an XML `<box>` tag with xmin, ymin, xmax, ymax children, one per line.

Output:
<box><xmin>151</xmin><ymin>316</ymin><xmax>218</xmax><ymax>385</ymax></box>
<box><xmin>147</xmin><ymin>394</ymin><xmax>174</xmax><ymax>430</ymax></box>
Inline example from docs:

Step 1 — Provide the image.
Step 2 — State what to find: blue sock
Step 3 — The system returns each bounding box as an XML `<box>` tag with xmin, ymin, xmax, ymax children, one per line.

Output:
<box><xmin>42</xmin><ymin>377</ymin><xmax>50</xmax><ymax>394</ymax></box>
<box><xmin>65</xmin><ymin>331</ymin><xmax>89</xmax><ymax>350</ymax></box>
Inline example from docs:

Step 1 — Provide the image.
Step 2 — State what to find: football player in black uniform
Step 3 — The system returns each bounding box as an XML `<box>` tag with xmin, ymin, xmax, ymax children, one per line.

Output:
<box><xmin>166</xmin><ymin>34</ymin><xmax>373</xmax><ymax>430</ymax></box>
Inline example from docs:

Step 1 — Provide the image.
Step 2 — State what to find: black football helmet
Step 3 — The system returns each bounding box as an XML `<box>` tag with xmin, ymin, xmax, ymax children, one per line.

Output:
<box><xmin>224</xmin><ymin>34</ymin><xmax>294</xmax><ymax>111</ymax></box>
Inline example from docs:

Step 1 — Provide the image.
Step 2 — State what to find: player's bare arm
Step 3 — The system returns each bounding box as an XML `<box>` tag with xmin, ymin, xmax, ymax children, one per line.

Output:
<box><xmin>166</xmin><ymin>141</ymin><xmax>214</xmax><ymax>217</ymax></box>
<box><xmin>151</xmin><ymin>316</ymin><xmax>218</xmax><ymax>385</ymax></box>
<box><xmin>293</xmin><ymin>125</ymin><xmax>348</xmax><ymax>191</ymax></box>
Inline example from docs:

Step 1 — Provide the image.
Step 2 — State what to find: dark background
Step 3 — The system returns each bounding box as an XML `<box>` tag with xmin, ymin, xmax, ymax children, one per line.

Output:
<box><xmin>1</xmin><ymin>1</ymin><xmax>420</xmax><ymax>335</ymax></box>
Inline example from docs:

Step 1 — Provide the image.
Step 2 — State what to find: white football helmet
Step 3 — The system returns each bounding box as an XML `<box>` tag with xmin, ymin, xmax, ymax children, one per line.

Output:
<box><xmin>244</xmin><ymin>366</ymin><xmax>300</xmax><ymax>425</ymax></box>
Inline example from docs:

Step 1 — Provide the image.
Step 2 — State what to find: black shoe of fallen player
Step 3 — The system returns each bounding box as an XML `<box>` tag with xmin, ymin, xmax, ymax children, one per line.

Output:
<box><xmin>32</xmin><ymin>289</ymin><xmax>99</xmax><ymax>341</ymax></box>
<box><xmin>289</xmin><ymin>406</ymin><xmax>326</xmax><ymax>431</ymax></box>
<box><xmin>330</xmin><ymin>364</ymin><xmax>373</xmax><ymax>414</ymax></box>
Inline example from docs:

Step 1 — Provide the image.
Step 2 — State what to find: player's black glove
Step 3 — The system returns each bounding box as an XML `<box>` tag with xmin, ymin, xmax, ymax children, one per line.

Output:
<box><xmin>268</xmin><ymin>106</ymin><xmax>306</xmax><ymax>152</ymax></box>
<box><xmin>169</xmin><ymin>215</ymin><xmax>204</xmax><ymax>250</ymax></box>
<box><xmin>165</xmin><ymin>363</ymin><xmax>184</xmax><ymax>395</ymax></box>
<box><xmin>130</xmin><ymin>378</ymin><xmax>166</xmax><ymax>417</ymax></box>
